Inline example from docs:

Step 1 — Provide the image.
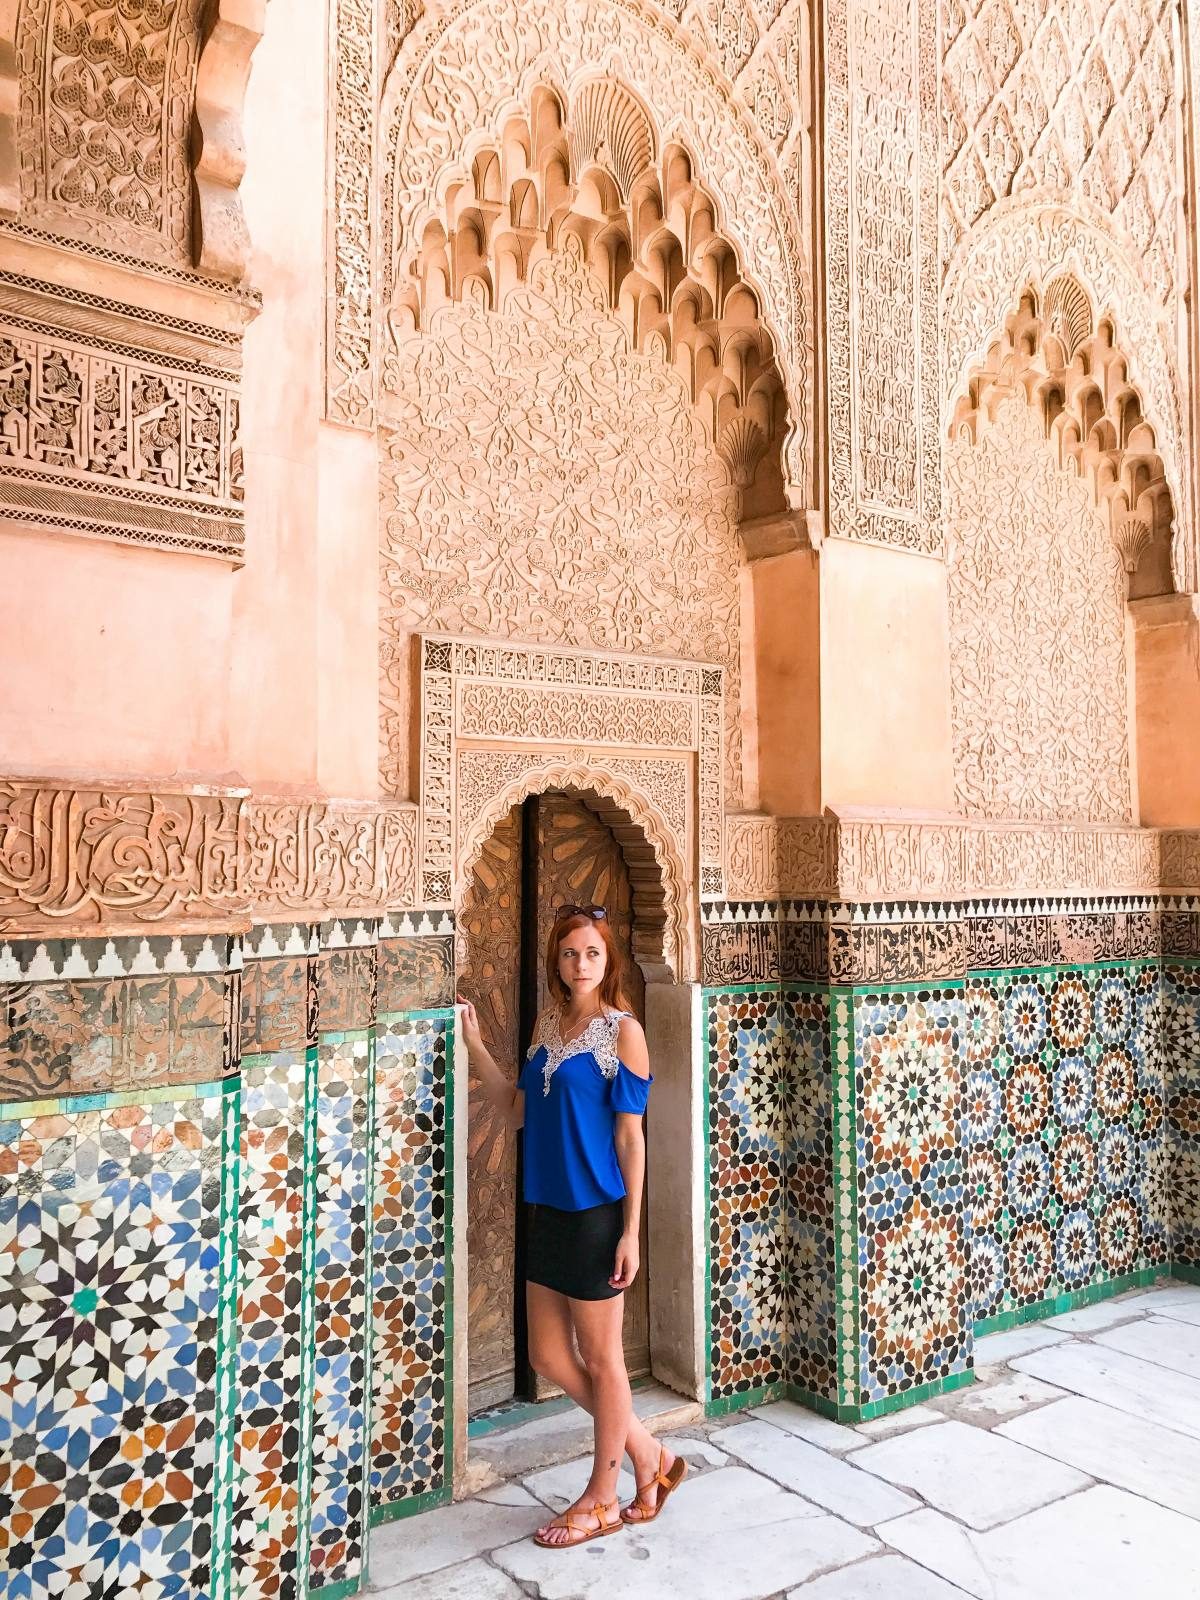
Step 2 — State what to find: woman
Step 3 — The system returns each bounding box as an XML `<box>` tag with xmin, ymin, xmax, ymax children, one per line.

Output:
<box><xmin>457</xmin><ymin>903</ymin><xmax>687</xmax><ymax>1549</ymax></box>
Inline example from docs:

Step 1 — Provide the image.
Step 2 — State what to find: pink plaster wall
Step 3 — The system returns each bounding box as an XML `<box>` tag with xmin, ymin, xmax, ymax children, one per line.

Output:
<box><xmin>819</xmin><ymin>538</ymin><xmax>955</xmax><ymax>813</ymax></box>
<box><xmin>0</xmin><ymin>526</ymin><xmax>233</xmax><ymax>780</ymax></box>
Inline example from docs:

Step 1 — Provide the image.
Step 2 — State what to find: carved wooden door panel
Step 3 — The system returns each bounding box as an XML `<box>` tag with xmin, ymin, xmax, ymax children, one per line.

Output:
<box><xmin>460</xmin><ymin>806</ymin><xmax>523</xmax><ymax>1415</ymax></box>
<box><xmin>533</xmin><ymin>794</ymin><xmax>651</xmax><ymax>1380</ymax></box>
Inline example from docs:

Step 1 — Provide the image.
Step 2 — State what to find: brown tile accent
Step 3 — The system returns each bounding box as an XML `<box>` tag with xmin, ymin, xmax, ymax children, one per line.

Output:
<box><xmin>376</xmin><ymin>935</ymin><xmax>454</xmax><ymax>1013</ymax></box>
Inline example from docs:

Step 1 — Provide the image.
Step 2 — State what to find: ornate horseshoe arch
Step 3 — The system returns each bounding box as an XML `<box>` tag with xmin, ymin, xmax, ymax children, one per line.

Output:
<box><xmin>458</xmin><ymin>762</ymin><xmax>692</xmax><ymax>982</ymax></box>
<box><xmin>377</xmin><ymin>0</ymin><xmax>813</xmax><ymax>503</ymax></box>
<box><xmin>942</xmin><ymin>199</ymin><xmax>1193</xmax><ymax>593</ymax></box>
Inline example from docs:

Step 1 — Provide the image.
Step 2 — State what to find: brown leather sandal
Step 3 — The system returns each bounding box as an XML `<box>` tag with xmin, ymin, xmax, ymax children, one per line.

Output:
<box><xmin>621</xmin><ymin>1448</ymin><xmax>688</xmax><ymax>1524</ymax></box>
<box><xmin>533</xmin><ymin>1495</ymin><xmax>624</xmax><ymax>1549</ymax></box>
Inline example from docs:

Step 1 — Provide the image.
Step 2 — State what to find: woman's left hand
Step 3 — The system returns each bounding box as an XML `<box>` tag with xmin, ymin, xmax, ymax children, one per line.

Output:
<box><xmin>610</xmin><ymin>1232</ymin><xmax>640</xmax><ymax>1290</ymax></box>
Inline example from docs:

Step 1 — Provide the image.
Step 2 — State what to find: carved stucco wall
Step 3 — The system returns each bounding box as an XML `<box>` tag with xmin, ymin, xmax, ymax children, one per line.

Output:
<box><xmin>940</xmin><ymin>0</ymin><xmax>1194</xmax><ymax>588</ymax></box>
<box><xmin>379</xmin><ymin>238</ymin><xmax>744</xmax><ymax>804</ymax></box>
<box><xmin>946</xmin><ymin>394</ymin><xmax>1131</xmax><ymax>824</ymax></box>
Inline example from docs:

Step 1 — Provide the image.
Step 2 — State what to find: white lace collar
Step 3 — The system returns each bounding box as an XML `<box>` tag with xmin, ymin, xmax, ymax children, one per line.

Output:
<box><xmin>530</xmin><ymin>1007</ymin><xmax>627</xmax><ymax>1096</ymax></box>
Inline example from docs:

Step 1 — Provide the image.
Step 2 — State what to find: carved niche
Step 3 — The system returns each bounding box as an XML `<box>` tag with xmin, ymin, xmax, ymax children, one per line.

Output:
<box><xmin>372</xmin><ymin>0</ymin><xmax>812</xmax><ymax>499</ymax></box>
<box><xmin>380</xmin><ymin>226</ymin><xmax>750</xmax><ymax>805</ymax></box>
<box><xmin>940</xmin><ymin>0</ymin><xmax>1181</xmax><ymax>311</ymax></box>
<box><xmin>822</xmin><ymin>0</ymin><xmax>941</xmax><ymax>551</ymax></box>
<box><xmin>941</xmin><ymin>205</ymin><xmax>1193</xmax><ymax>592</ymax></box>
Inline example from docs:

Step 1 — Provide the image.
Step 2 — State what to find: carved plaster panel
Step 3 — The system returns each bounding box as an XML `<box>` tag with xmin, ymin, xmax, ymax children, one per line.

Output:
<box><xmin>946</xmin><ymin>395</ymin><xmax>1132</xmax><ymax>824</ymax></box>
<box><xmin>941</xmin><ymin>0</ymin><xmax>1181</xmax><ymax>312</ymax></box>
<box><xmin>940</xmin><ymin>203</ymin><xmax>1193</xmax><ymax>590</ymax></box>
<box><xmin>5</xmin><ymin>0</ymin><xmax>263</xmax><ymax>285</ymax></box>
<box><xmin>823</xmin><ymin>0</ymin><xmax>941</xmax><ymax>551</ymax></box>
<box><xmin>722</xmin><ymin>811</ymin><xmax>1200</xmax><ymax>901</ymax></box>
<box><xmin>378</xmin><ymin>0</ymin><xmax>812</xmax><ymax>497</ymax></box>
<box><xmin>379</xmin><ymin>242</ymin><xmax>744</xmax><ymax>799</ymax></box>
<box><xmin>417</xmin><ymin>635</ymin><xmax>719</xmax><ymax>968</ymax></box>
<box><xmin>325</xmin><ymin>0</ymin><xmax>376</xmax><ymax>425</ymax></box>
<box><xmin>0</xmin><ymin>272</ymin><xmax>246</xmax><ymax>559</ymax></box>
<box><xmin>0</xmin><ymin>781</ymin><xmax>420</xmax><ymax>936</ymax></box>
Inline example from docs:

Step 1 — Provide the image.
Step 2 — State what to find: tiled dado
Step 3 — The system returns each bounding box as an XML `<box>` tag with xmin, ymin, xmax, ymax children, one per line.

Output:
<box><xmin>703</xmin><ymin>897</ymin><xmax>1200</xmax><ymax>1423</ymax></box>
<box><xmin>0</xmin><ymin>1076</ymin><xmax>241</xmax><ymax>1600</ymax></box>
<box><xmin>0</xmin><ymin>912</ymin><xmax>455</xmax><ymax>1600</ymax></box>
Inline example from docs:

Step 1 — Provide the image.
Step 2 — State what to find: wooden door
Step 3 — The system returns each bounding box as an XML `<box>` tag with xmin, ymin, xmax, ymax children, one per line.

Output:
<box><xmin>461</xmin><ymin>806</ymin><xmax>523</xmax><ymax>1415</ymax></box>
<box><xmin>462</xmin><ymin>792</ymin><xmax>651</xmax><ymax>1418</ymax></box>
<box><xmin>532</xmin><ymin>793</ymin><xmax>651</xmax><ymax>1381</ymax></box>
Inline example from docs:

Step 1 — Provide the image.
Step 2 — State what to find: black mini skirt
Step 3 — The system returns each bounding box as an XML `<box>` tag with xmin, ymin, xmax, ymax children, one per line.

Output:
<box><xmin>525</xmin><ymin>1198</ymin><xmax>625</xmax><ymax>1301</ymax></box>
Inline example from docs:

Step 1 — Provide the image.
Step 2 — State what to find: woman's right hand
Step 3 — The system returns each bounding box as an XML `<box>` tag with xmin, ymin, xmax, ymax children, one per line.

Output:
<box><xmin>456</xmin><ymin>995</ymin><xmax>484</xmax><ymax>1053</ymax></box>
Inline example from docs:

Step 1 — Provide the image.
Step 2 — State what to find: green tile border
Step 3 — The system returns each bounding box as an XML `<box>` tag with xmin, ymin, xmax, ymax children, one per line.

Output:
<box><xmin>442</xmin><ymin>1017</ymin><xmax>457</xmax><ymax>1500</ymax></box>
<box><xmin>975</xmin><ymin>1264</ymin><xmax>1169</xmax><ymax>1336</ymax></box>
<box><xmin>360</xmin><ymin>1026</ymin><xmax>378</xmax><ymax>1588</ymax></box>
<box><xmin>369</xmin><ymin>1483</ymin><xmax>452</xmax><ymax>1528</ymax></box>
<box><xmin>705</xmin><ymin>1380</ymin><xmax>787</xmax><ymax>1419</ymax></box>
<box><xmin>1169</xmin><ymin>1264</ymin><xmax>1200</xmax><ymax>1285</ymax></box>
<box><xmin>0</xmin><ymin>1074</ymin><xmax>240</xmax><ymax>1119</ymax></box>
<box><xmin>296</xmin><ymin>1043</ymin><xmax>320</xmax><ymax>1591</ymax></box>
<box><xmin>212</xmin><ymin>1075</ymin><xmax>242</xmax><ymax>1600</ymax></box>
<box><xmin>820</xmin><ymin>1366</ymin><xmax>975</xmax><ymax>1423</ymax></box>
<box><xmin>829</xmin><ymin>990</ymin><xmax>859</xmax><ymax>1411</ymax></box>
<box><xmin>308</xmin><ymin>1579</ymin><xmax>360</xmax><ymax>1600</ymax></box>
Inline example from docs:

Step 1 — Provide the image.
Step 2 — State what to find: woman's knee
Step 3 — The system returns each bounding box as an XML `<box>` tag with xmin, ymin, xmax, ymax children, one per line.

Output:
<box><xmin>577</xmin><ymin>1341</ymin><xmax>626</xmax><ymax>1383</ymax></box>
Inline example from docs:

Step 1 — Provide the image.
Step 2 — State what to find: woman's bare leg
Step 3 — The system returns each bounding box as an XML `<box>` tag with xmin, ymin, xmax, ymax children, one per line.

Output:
<box><xmin>525</xmin><ymin>1283</ymin><xmax>673</xmax><ymax>1542</ymax></box>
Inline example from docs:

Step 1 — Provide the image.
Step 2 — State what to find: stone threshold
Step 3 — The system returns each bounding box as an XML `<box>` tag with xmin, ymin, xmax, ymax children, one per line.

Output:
<box><xmin>460</xmin><ymin>1380</ymin><xmax>701</xmax><ymax>1493</ymax></box>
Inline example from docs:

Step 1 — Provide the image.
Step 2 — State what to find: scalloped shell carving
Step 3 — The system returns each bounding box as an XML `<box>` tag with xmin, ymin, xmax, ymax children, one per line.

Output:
<box><xmin>568</xmin><ymin>77</ymin><xmax>655</xmax><ymax>199</ymax></box>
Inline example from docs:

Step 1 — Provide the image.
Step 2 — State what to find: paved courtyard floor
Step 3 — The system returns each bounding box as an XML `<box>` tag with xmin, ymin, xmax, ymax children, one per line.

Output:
<box><xmin>367</xmin><ymin>1280</ymin><xmax>1200</xmax><ymax>1600</ymax></box>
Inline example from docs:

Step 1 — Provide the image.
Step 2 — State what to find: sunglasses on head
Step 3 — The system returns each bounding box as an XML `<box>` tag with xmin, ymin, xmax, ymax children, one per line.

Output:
<box><xmin>554</xmin><ymin>903</ymin><xmax>608</xmax><ymax>922</ymax></box>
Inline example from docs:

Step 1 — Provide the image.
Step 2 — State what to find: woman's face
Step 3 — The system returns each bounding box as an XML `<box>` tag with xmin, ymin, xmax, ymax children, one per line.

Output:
<box><xmin>557</xmin><ymin>921</ymin><xmax>608</xmax><ymax>999</ymax></box>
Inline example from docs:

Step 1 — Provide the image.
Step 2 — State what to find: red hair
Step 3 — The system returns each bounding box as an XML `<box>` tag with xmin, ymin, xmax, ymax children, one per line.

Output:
<box><xmin>545</xmin><ymin>914</ymin><xmax>632</xmax><ymax>1012</ymax></box>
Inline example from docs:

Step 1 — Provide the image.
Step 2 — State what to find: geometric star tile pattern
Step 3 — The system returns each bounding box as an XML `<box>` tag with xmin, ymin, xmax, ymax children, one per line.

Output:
<box><xmin>847</xmin><ymin>985</ymin><xmax>971</xmax><ymax>1409</ymax></box>
<box><xmin>1163</xmin><ymin>962</ymin><xmax>1200</xmax><ymax>1270</ymax></box>
<box><xmin>0</xmin><ymin>1080</ymin><xmax>239</xmax><ymax>1600</ymax></box>
<box><xmin>369</xmin><ymin>1015</ymin><xmax>452</xmax><ymax>1519</ymax></box>
<box><xmin>309</xmin><ymin>1034</ymin><xmax>372</xmax><ymax>1593</ymax></box>
<box><xmin>966</xmin><ymin>962</ymin><xmax>1170</xmax><ymax>1328</ymax></box>
<box><xmin>233</xmin><ymin>1050</ymin><xmax>314</xmax><ymax>1600</ymax></box>
<box><xmin>705</xmin><ymin>986</ymin><xmax>835</xmax><ymax>1408</ymax></box>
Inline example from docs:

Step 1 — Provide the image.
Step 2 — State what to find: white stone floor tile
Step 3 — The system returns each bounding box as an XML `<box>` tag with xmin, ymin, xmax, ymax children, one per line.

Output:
<box><xmin>717</xmin><ymin>1418</ymin><xmax>920</xmax><ymax>1526</ymax></box>
<box><xmin>1043</xmin><ymin>1298</ymin><xmax>1149</xmax><ymax>1334</ymax></box>
<box><xmin>931</xmin><ymin>1368</ymin><xmax>1064</xmax><ymax>1427</ymax></box>
<box><xmin>369</xmin><ymin>1498</ymin><xmax>548</xmax><ymax>1586</ymax></box>
<box><xmin>657</xmin><ymin>1433</ymin><xmax>729</xmax><ymax>1467</ymax></box>
<box><xmin>878</xmin><ymin>1485</ymin><xmax>1200</xmax><ymax>1599</ymax></box>
<box><xmin>971</xmin><ymin>1323</ymin><xmax>1069</xmax><ymax>1366</ymax></box>
<box><xmin>473</xmin><ymin>1481</ymin><xmax>543</xmax><ymax>1507</ymax></box>
<box><xmin>1013</xmin><ymin>1339</ymin><xmax>1200</xmax><ymax>1441</ymax></box>
<box><xmin>521</xmin><ymin>1455</ymin><xmax>637</xmax><ymax>1513</ymax></box>
<box><xmin>786</xmin><ymin>1551</ymin><xmax>970</xmax><ymax>1599</ymax></box>
<box><xmin>368</xmin><ymin>1555</ymin><xmax>525</xmax><ymax>1600</ymax></box>
<box><xmin>745</xmin><ymin>1399</ymin><xmax>863</xmax><ymax>1454</ymax></box>
<box><xmin>997</xmin><ymin>1394</ymin><xmax>1200</xmax><ymax>1521</ymax></box>
<box><xmin>1124</xmin><ymin>1283</ymin><xmax>1200</xmax><ymax>1323</ymax></box>
<box><xmin>1094</xmin><ymin>1314</ymin><xmax>1200</xmax><ymax>1374</ymax></box>
<box><xmin>852</xmin><ymin>1417</ymin><xmax>1088</xmax><ymax>1529</ymax></box>
<box><xmin>491</xmin><ymin>1463</ymin><xmax>878</xmax><ymax>1600</ymax></box>
<box><xmin>851</xmin><ymin>1404</ymin><xmax>947</xmax><ymax>1442</ymax></box>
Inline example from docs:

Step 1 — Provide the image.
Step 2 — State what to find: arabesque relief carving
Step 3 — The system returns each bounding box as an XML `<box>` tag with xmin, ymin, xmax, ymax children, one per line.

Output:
<box><xmin>823</xmin><ymin>0</ymin><xmax>941</xmax><ymax>550</ymax></box>
<box><xmin>947</xmin><ymin>393</ymin><xmax>1132</xmax><ymax>824</ymax></box>
<box><xmin>7</xmin><ymin>0</ymin><xmax>262</xmax><ymax>282</ymax></box>
<box><xmin>0</xmin><ymin>782</ymin><xmax>420</xmax><ymax>937</ymax></box>
<box><xmin>941</xmin><ymin>206</ymin><xmax>1192</xmax><ymax>590</ymax></box>
<box><xmin>417</xmin><ymin>636</ymin><xmax>719</xmax><ymax>923</ymax></box>
<box><xmin>380</xmin><ymin>238</ymin><xmax>745</xmax><ymax>801</ymax></box>
<box><xmin>723</xmin><ymin>813</ymin><xmax>1200</xmax><ymax>902</ymax></box>
<box><xmin>941</xmin><ymin>0</ymin><xmax>1180</xmax><ymax>309</ymax></box>
<box><xmin>379</xmin><ymin>0</ymin><xmax>812</xmax><ymax>497</ymax></box>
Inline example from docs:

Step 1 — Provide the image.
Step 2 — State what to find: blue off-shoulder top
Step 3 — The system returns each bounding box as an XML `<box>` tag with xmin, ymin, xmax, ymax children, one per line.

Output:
<box><xmin>518</xmin><ymin>1008</ymin><xmax>652</xmax><ymax>1211</ymax></box>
